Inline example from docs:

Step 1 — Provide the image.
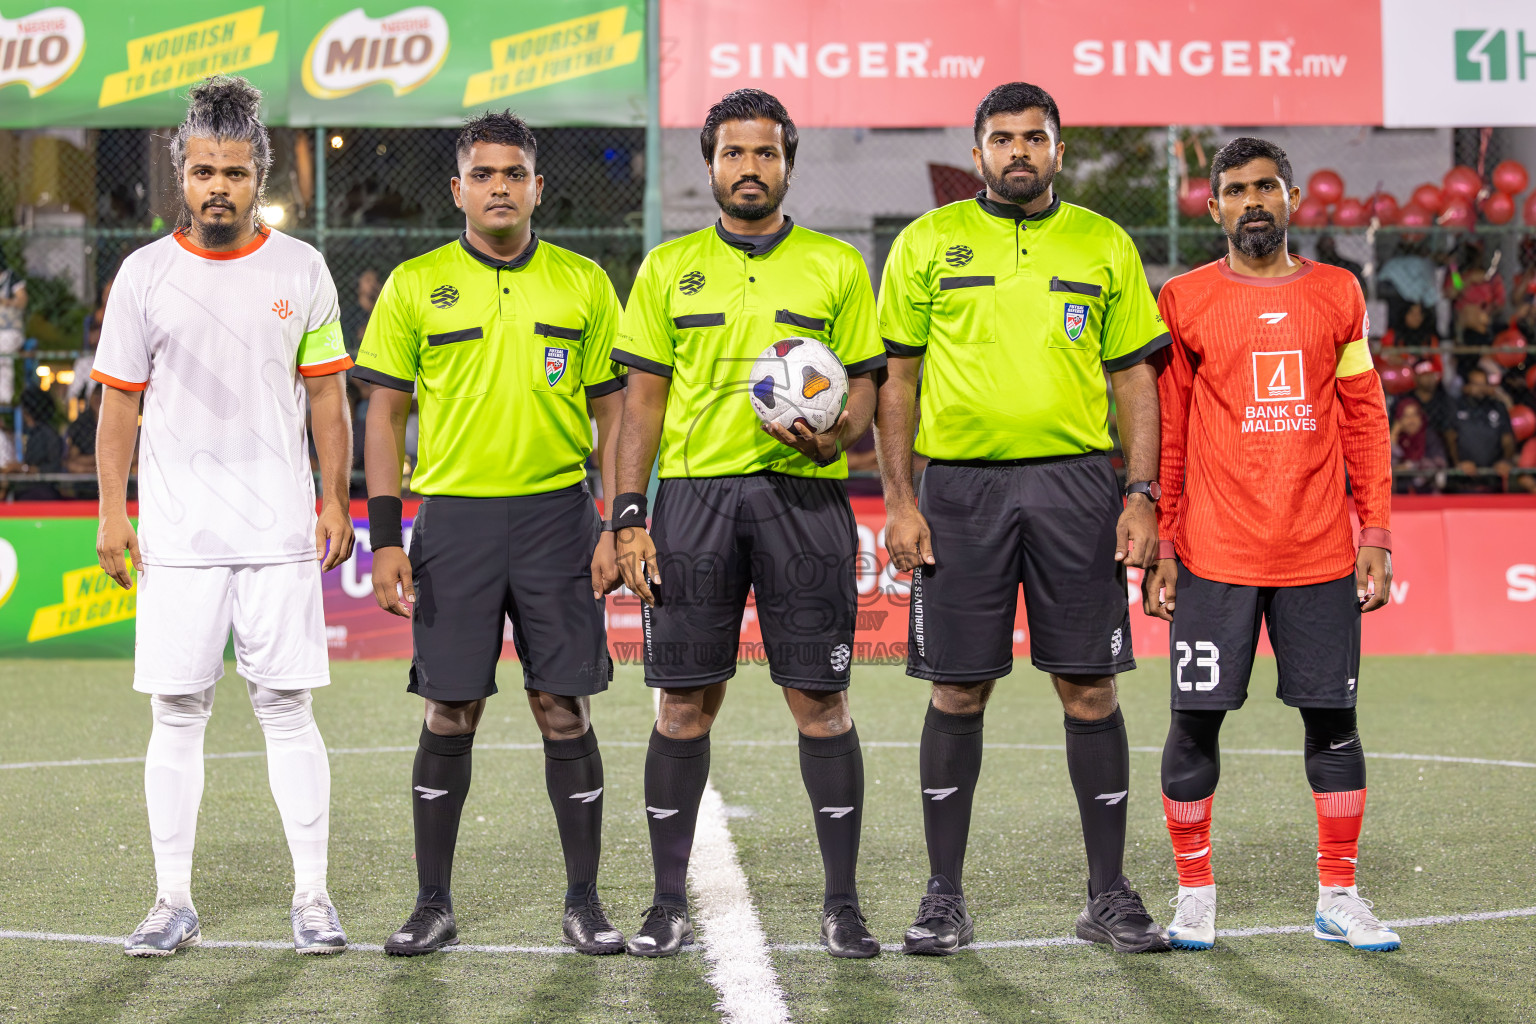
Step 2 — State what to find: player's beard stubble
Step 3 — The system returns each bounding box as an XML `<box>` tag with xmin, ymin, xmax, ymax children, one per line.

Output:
<box><xmin>1226</xmin><ymin>207</ymin><xmax>1288</xmax><ymax>260</ymax></box>
<box><xmin>982</xmin><ymin>156</ymin><xmax>1057</xmax><ymax>206</ymax></box>
<box><xmin>712</xmin><ymin>173</ymin><xmax>790</xmax><ymax>222</ymax></box>
<box><xmin>182</xmin><ymin>195</ymin><xmax>251</xmax><ymax>248</ymax></box>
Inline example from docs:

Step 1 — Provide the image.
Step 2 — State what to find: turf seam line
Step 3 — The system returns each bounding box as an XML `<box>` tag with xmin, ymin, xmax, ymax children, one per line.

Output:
<box><xmin>5</xmin><ymin>907</ymin><xmax>1533</xmax><ymax>957</ymax></box>
<box><xmin>5</xmin><ymin>744</ymin><xmax>1530</xmax><ymax>771</ymax></box>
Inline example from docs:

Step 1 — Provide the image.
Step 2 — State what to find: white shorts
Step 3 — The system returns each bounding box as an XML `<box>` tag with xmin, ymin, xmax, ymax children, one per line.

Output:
<box><xmin>133</xmin><ymin>561</ymin><xmax>330</xmax><ymax>695</ymax></box>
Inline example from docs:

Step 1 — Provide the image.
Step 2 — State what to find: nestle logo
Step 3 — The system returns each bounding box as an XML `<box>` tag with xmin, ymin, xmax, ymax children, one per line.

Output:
<box><xmin>381</xmin><ymin>18</ymin><xmax>431</xmax><ymax>32</ymax></box>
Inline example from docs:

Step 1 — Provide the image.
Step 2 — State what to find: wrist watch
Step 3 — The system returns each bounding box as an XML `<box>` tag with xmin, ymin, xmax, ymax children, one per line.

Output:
<box><xmin>1124</xmin><ymin>480</ymin><xmax>1161</xmax><ymax>503</ymax></box>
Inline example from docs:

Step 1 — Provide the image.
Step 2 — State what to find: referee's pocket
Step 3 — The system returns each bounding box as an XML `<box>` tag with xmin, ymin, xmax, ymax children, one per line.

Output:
<box><xmin>532</xmin><ymin>323</ymin><xmax>584</xmax><ymax>397</ymax></box>
<box><xmin>936</xmin><ymin>277</ymin><xmax>995</xmax><ymax>344</ymax></box>
<box><xmin>421</xmin><ymin>328</ymin><xmax>488</xmax><ymax>400</ymax></box>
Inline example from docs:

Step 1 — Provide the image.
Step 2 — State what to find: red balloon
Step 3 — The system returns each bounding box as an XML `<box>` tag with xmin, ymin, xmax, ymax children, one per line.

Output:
<box><xmin>1308</xmin><ymin>169</ymin><xmax>1345</xmax><ymax>205</ymax></box>
<box><xmin>1411</xmin><ymin>183</ymin><xmax>1446</xmax><ymax>214</ymax></box>
<box><xmin>1177</xmin><ymin>179</ymin><xmax>1212</xmax><ymax>219</ymax></box>
<box><xmin>1440</xmin><ymin>197</ymin><xmax>1476</xmax><ymax>229</ymax></box>
<box><xmin>1524</xmin><ymin>191</ymin><xmax>1536</xmax><ymax>226</ymax></box>
<box><xmin>1293</xmin><ymin>197</ymin><xmax>1330</xmax><ymax>227</ymax></box>
<box><xmin>1492</xmin><ymin>160</ymin><xmax>1530</xmax><ymax>196</ymax></box>
<box><xmin>1333</xmin><ymin>198</ymin><xmax>1369</xmax><ymax>227</ymax></box>
<box><xmin>1368</xmin><ymin>193</ymin><xmax>1401</xmax><ymax>224</ymax></box>
<box><xmin>1483</xmin><ymin>191</ymin><xmax>1517</xmax><ymax>225</ymax></box>
<box><xmin>1380</xmin><ymin>365</ymin><xmax>1416</xmax><ymax>395</ymax></box>
<box><xmin>1399</xmin><ymin>203</ymin><xmax>1434</xmax><ymax>228</ymax></box>
<box><xmin>1442</xmin><ymin>165</ymin><xmax>1482</xmax><ymax>201</ymax></box>
<box><xmin>1512</xmin><ymin>405</ymin><xmax>1536</xmax><ymax>443</ymax></box>
<box><xmin>1494</xmin><ymin>327</ymin><xmax>1527</xmax><ymax>368</ymax></box>
<box><xmin>1521</xmin><ymin>437</ymin><xmax>1536</xmax><ymax>470</ymax></box>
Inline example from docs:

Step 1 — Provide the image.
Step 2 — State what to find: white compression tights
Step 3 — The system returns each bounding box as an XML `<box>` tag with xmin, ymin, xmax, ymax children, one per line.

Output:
<box><xmin>145</xmin><ymin>683</ymin><xmax>332</xmax><ymax>905</ymax></box>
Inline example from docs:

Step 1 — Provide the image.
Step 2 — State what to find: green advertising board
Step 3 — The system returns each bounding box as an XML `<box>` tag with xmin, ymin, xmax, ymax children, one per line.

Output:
<box><xmin>0</xmin><ymin>0</ymin><xmax>646</xmax><ymax>127</ymax></box>
<box><xmin>0</xmin><ymin>516</ymin><xmax>136</xmax><ymax>657</ymax></box>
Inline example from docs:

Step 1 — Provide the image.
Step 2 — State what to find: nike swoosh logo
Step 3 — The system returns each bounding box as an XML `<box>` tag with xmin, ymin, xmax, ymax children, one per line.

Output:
<box><xmin>646</xmin><ymin>806</ymin><xmax>678</xmax><ymax>819</ymax></box>
<box><xmin>1330</xmin><ymin>739</ymin><xmax>1354</xmax><ymax>749</ymax></box>
<box><xmin>414</xmin><ymin>786</ymin><xmax>448</xmax><ymax>801</ymax></box>
<box><xmin>923</xmin><ymin>787</ymin><xmax>958</xmax><ymax>801</ymax></box>
<box><xmin>1177</xmin><ymin>846</ymin><xmax>1211</xmax><ymax>859</ymax></box>
<box><xmin>570</xmin><ymin>788</ymin><xmax>603</xmax><ymax>804</ymax></box>
<box><xmin>819</xmin><ymin>806</ymin><xmax>854</xmax><ymax>819</ymax></box>
<box><xmin>621</xmin><ymin>504</ymin><xmax>640</xmax><ymax>518</ymax></box>
<box><xmin>1095</xmin><ymin>791</ymin><xmax>1128</xmax><ymax>805</ymax></box>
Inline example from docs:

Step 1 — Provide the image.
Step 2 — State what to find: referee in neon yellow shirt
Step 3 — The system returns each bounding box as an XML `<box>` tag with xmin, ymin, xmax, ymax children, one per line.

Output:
<box><xmin>877</xmin><ymin>83</ymin><xmax>1169</xmax><ymax>955</ymax></box>
<box><xmin>354</xmin><ymin>112</ymin><xmax>627</xmax><ymax>957</ymax></box>
<box><xmin>611</xmin><ymin>90</ymin><xmax>885</xmax><ymax>959</ymax></box>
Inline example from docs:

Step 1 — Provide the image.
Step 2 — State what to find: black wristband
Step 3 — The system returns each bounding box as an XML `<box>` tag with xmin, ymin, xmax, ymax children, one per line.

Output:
<box><xmin>367</xmin><ymin>495</ymin><xmax>405</xmax><ymax>550</ymax></box>
<box><xmin>600</xmin><ymin>520</ymin><xmax>616</xmax><ymax>533</ymax></box>
<box><xmin>611</xmin><ymin>492</ymin><xmax>648</xmax><ymax>530</ymax></box>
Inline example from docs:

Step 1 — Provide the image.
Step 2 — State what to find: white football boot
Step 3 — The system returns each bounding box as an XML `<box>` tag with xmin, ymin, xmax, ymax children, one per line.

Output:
<box><xmin>1314</xmin><ymin>886</ymin><xmax>1401</xmax><ymax>951</ymax></box>
<box><xmin>1165</xmin><ymin>885</ymin><xmax>1216</xmax><ymax>950</ymax></box>
<box><xmin>124</xmin><ymin>898</ymin><xmax>200</xmax><ymax>956</ymax></box>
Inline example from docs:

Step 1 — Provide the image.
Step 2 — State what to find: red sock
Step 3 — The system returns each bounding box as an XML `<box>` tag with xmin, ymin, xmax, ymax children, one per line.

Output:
<box><xmin>1313</xmin><ymin>788</ymin><xmax>1366</xmax><ymax>888</ymax></box>
<box><xmin>1163</xmin><ymin>794</ymin><xmax>1214</xmax><ymax>887</ymax></box>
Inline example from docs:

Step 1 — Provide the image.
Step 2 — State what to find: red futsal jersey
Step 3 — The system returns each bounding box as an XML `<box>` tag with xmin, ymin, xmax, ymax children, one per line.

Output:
<box><xmin>1154</xmin><ymin>256</ymin><xmax>1391</xmax><ymax>587</ymax></box>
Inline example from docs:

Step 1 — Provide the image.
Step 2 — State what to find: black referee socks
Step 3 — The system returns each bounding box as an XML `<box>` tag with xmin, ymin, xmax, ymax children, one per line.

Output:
<box><xmin>644</xmin><ymin>728</ymin><xmax>711</xmax><ymax>908</ymax></box>
<box><xmin>919</xmin><ymin>704</ymin><xmax>986</xmax><ymax>893</ymax></box>
<box><xmin>1063</xmin><ymin>708</ymin><xmax>1130</xmax><ymax>898</ymax></box>
<box><xmin>798</xmin><ymin>725</ymin><xmax>864</xmax><ymax>909</ymax></box>
<box><xmin>544</xmin><ymin>727</ymin><xmax>605</xmax><ymax>907</ymax></box>
<box><xmin>413</xmin><ymin>724</ymin><xmax>475</xmax><ymax>908</ymax></box>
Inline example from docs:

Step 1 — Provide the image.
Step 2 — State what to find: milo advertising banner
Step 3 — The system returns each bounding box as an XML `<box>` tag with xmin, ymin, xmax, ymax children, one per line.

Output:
<box><xmin>0</xmin><ymin>0</ymin><xmax>646</xmax><ymax>127</ymax></box>
<box><xmin>0</xmin><ymin>516</ymin><xmax>137</xmax><ymax>657</ymax></box>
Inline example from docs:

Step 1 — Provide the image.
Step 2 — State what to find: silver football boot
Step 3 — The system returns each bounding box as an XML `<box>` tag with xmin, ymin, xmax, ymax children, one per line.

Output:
<box><xmin>291</xmin><ymin>893</ymin><xmax>348</xmax><ymax>954</ymax></box>
<box><xmin>124</xmin><ymin>899</ymin><xmax>201</xmax><ymax>956</ymax></box>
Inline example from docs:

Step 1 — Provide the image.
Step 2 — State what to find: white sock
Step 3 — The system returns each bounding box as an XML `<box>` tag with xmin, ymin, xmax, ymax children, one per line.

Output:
<box><xmin>248</xmin><ymin>682</ymin><xmax>330</xmax><ymax>898</ymax></box>
<box><xmin>145</xmin><ymin>688</ymin><xmax>216</xmax><ymax>908</ymax></box>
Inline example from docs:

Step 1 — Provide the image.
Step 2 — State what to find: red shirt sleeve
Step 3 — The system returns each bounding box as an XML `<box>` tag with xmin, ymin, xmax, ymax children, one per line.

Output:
<box><xmin>1335</xmin><ymin>278</ymin><xmax>1392</xmax><ymax>547</ymax></box>
<box><xmin>1154</xmin><ymin>283</ymin><xmax>1193</xmax><ymax>561</ymax></box>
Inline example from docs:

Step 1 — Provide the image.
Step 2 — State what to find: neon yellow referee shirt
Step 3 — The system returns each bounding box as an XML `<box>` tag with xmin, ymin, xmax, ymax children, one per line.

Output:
<box><xmin>614</xmin><ymin>219</ymin><xmax>886</xmax><ymax>479</ymax></box>
<box><xmin>353</xmin><ymin>234</ymin><xmax>625</xmax><ymax>497</ymax></box>
<box><xmin>879</xmin><ymin>194</ymin><xmax>1170</xmax><ymax>460</ymax></box>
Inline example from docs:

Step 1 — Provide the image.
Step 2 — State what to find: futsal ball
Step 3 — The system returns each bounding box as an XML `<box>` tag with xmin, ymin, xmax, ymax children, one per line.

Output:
<box><xmin>748</xmin><ymin>337</ymin><xmax>849</xmax><ymax>435</ymax></box>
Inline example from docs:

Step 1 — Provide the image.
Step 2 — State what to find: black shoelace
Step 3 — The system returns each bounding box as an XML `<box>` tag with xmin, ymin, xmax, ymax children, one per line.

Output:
<box><xmin>914</xmin><ymin>892</ymin><xmax>967</xmax><ymax>926</ymax></box>
<box><xmin>639</xmin><ymin>904</ymin><xmax>686</xmax><ymax>930</ymax></box>
<box><xmin>569</xmin><ymin>900</ymin><xmax>613</xmax><ymax>932</ymax></box>
<box><xmin>825</xmin><ymin>903</ymin><xmax>869</xmax><ymax>930</ymax></box>
<box><xmin>1097</xmin><ymin>888</ymin><xmax>1152</xmax><ymax>924</ymax></box>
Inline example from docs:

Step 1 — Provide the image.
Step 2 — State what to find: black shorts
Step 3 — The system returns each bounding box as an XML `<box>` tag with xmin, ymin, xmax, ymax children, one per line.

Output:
<box><xmin>408</xmin><ymin>486</ymin><xmax>611</xmax><ymax>702</ymax></box>
<box><xmin>1168</xmin><ymin>562</ymin><xmax>1360</xmax><ymax>710</ymax></box>
<box><xmin>908</xmin><ymin>454</ymin><xmax>1133</xmax><ymax>682</ymax></box>
<box><xmin>642</xmin><ymin>474</ymin><xmax>857</xmax><ymax>691</ymax></box>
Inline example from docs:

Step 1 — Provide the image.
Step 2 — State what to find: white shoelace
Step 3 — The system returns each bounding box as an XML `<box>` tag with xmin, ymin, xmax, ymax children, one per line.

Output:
<box><xmin>1324</xmin><ymin>892</ymin><xmax>1386</xmax><ymax>931</ymax></box>
<box><xmin>295</xmin><ymin>898</ymin><xmax>336</xmax><ymax>933</ymax></box>
<box><xmin>1169</xmin><ymin>893</ymin><xmax>1215</xmax><ymax>930</ymax></box>
<box><xmin>137</xmin><ymin>900</ymin><xmax>182</xmax><ymax>935</ymax></box>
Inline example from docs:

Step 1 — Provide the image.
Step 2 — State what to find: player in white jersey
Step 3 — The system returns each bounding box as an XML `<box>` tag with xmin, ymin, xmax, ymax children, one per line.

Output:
<box><xmin>92</xmin><ymin>76</ymin><xmax>356</xmax><ymax>956</ymax></box>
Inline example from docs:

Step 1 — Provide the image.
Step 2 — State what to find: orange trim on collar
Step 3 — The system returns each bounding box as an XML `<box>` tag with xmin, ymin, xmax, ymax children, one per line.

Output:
<box><xmin>173</xmin><ymin>225</ymin><xmax>271</xmax><ymax>260</ymax></box>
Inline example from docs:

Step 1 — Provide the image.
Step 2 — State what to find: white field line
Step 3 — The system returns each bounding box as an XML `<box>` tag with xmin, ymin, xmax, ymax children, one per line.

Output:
<box><xmin>4</xmin><ymin>742</ymin><xmax>1531</xmax><ymax>772</ymax></box>
<box><xmin>689</xmin><ymin>783</ymin><xmax>791</xmax><ymax>1024</ymax></box>
<box><xmin>5</xmin><ymin>905</ymin><xmax>1534</xmax><ymax>957</ymax></box>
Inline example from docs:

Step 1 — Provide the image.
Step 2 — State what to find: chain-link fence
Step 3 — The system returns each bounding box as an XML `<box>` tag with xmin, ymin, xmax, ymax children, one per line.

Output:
<box><xmin>4</xmin><ymin>121</ymin><xmax>1534</xmax><ymax>494</ymax></box>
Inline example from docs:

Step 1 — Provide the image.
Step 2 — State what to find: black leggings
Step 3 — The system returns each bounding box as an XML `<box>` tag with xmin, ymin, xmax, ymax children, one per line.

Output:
<box><xmin>1161</xmin><ymin>707</ymin><xmax>1365</xmax><ymax>802</ymax></box>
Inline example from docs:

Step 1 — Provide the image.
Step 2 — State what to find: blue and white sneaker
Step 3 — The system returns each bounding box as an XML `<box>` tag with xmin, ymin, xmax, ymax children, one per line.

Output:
<box><xmin>1165</xmin><ymin>885</ymin><xmax>1216</xmax><ymax>950</ymax></box>
<box><xmin>1314</xmin><ymin>887</ymin><xmax>1401</xmax><ymax>951</ymax></box>
<box><xmin>124</xmin><ymin>898</ymin><xmax>200</xmax><ymax>956</ymax></box>
<box><xmin>291</xmin><ymin>893</ymin><xmax>347</xmax><ymax>954</ymax></box>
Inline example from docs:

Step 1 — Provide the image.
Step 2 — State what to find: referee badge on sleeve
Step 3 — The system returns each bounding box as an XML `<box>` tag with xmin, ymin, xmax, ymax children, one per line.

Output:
<box><xmin>1063</xmin><ymin>303</ymin><xmax>1088</xmax><ymax>342</ymax></box>
<box><xmin>545</xmin><ymin>347</ymin><xmax>568</xmax><ymax>387</ymax></box>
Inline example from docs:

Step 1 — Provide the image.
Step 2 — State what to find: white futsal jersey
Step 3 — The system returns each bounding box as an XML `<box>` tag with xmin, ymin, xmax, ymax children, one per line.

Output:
<box><xmin>92</xmin><ymin>226</ymin><xmax>352</xmax><ymax>567</ymax></box>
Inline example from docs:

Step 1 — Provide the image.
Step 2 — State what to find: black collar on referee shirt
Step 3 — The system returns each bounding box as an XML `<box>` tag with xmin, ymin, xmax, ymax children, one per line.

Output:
<box><xmin>974</xmin><ymin>190</ymin><xmax>1061</xmax><ymax>223</ymax></box>
<box><xmin>458</xmin><ymin>231</ymin><xmax>540</xmax><ymax>270</ymax></box>
<box><xmin>714</xmin><ymin>216</ymin><xmax>795</xmax><ymax>257</ymax></box>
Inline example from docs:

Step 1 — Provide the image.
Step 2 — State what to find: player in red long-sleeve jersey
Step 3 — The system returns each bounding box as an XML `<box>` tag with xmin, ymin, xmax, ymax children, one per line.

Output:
<box><xmin>1144</xmin><ymin>138</ymin><xmax>1400</xmax><ymax>953</ymax></box>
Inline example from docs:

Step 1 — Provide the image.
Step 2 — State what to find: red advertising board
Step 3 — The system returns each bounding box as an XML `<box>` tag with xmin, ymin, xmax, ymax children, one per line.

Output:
<box><xmin>313</xmin><ymin>497</ymin><xmax>1535</xmax><ymax>665</ymax></box>
<box><xmin>660</xmin><ymin>0</ymin><xmax>1383</xmax><ymax>127</ymax></box>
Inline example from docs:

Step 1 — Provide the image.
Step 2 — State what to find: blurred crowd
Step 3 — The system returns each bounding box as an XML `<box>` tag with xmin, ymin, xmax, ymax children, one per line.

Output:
<box><xmin>6</xmin><ymin>238</ymin><xmax>1536</xmax><ymax>501</ymax></box>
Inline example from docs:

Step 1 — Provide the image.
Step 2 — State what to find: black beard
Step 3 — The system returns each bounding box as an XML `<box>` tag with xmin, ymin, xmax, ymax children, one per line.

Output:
<box><xmin>981</xmin><ymin>158</ymin><xmax>1055</xmax><ymax>205</ymax></box>
<box><xmin>1227</xmin><ymin>210</ymin><xmax>1287</xmax><ymax>259</ymax></box>
<box><xmin>712</xmin><ymin>175</ymin><xmax>789</xmax><ymax>221</ymax></box>
<box><xmin>181</xmin><ymin>195</ymin><xmax>250</xmax><ymax>247</ymax></box>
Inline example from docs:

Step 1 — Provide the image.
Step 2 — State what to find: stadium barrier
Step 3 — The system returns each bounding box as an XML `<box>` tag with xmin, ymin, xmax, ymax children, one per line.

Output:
<box><xmin>2</xmin><ymin>495</ymin><xmax>1533</xmax><ymax>660</ymax></box>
